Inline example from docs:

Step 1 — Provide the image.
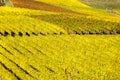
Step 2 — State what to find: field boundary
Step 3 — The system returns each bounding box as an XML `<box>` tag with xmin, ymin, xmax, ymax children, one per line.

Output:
<box><xmin>0</xmin><ymin>31</ymin><xmax>120</xmax><ymax>37</ymax></box>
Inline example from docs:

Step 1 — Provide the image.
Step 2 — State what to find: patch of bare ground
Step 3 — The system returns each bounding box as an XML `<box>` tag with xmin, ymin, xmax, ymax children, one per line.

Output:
<box><xmin>11</xmin><ymin>0</ymin><xmax>88</xmax><ymax>15</ymax></box>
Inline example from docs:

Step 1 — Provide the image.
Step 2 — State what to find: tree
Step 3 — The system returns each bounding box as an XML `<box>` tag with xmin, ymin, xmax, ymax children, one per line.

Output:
<box><xmin>0</xmin><ymin>0</ymin><xmax>5</xmax><ymax>6</ymax></box>
<box><xmin>0</xmin><ymin>0</ymin><xmax>13</xmax><ymax>7</ymax></box>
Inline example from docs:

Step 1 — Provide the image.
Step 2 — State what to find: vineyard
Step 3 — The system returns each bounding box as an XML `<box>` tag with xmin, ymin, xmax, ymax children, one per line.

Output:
<box><xmin>0</xmin><ymin>7</ymin><xmax>120</xmax><ymax>35</ymax></box>
<box><xmin>0</xmin><ymin>35</ymin><xmax>120</xmax><ymax>80</ymax></box>
<box><xmin>0</xmin><ymin>0</ymin><xmax>120</xmax><ymax>80</ymax></box>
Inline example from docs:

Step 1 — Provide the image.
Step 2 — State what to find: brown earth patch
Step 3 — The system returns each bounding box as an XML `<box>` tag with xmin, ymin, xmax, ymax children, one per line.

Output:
<box><xmin>11</xmin><ymin>0</ymin><xmax>88</xmax><ymax>15</ymax></box>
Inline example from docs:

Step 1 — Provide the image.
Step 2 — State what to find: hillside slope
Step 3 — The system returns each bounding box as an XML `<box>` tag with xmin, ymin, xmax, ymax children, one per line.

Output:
<box><xmin>35</xmin><ymin>0</ymin><xmax>119</xmax><ymax>17</ymax></box>
<box><xmin>0</xmin><ymin>0</ymin><xmax>120</xmax><ymax>80</ymax></box>
<box><xmin>0</xmin><ymin>35</ymin><xmax>120</xmax><ymax>80</ymax></box>
<box><xmin>1</xmin><ymin>0</ymin><xmax>120</xmax><ymax>34</ymax></box>
<box><xmin>11</xmin><ymin>0</ymin><xmax>120</xmax><ymax>21</ymax></box>
<box><xmin>11</xmin><ymin>0</ymin><xmax>86</xmax><ymax>15</ymax></box>
<box><xmin>79</xmin><ymin>0</ymin><xmax>120</xmax><ymax>9</ymax></box>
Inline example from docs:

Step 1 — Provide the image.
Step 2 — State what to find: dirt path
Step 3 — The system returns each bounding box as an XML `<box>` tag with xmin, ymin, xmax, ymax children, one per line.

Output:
<box><xmin>11</xmin><ymin>0</ymin><xmax>87</xmax><ymax>15</ymax></box>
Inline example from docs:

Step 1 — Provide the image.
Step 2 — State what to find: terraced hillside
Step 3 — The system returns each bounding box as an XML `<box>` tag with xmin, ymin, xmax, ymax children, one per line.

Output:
<box><xmin>0</xmin><ymin>0</ymin><xmax>120</xmax><ymax>80</ymax></box>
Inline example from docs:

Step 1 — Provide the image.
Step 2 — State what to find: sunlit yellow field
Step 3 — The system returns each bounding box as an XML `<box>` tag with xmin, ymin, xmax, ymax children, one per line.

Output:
<box><xmin>0</xmin><ymin>35</ymin><xmax>120</xmax><ymax>80</ymax></box>
<box><xmin>0</xmin><ymin>0</ymin><xmax>120</xmax><ymax>80</ymax></box>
